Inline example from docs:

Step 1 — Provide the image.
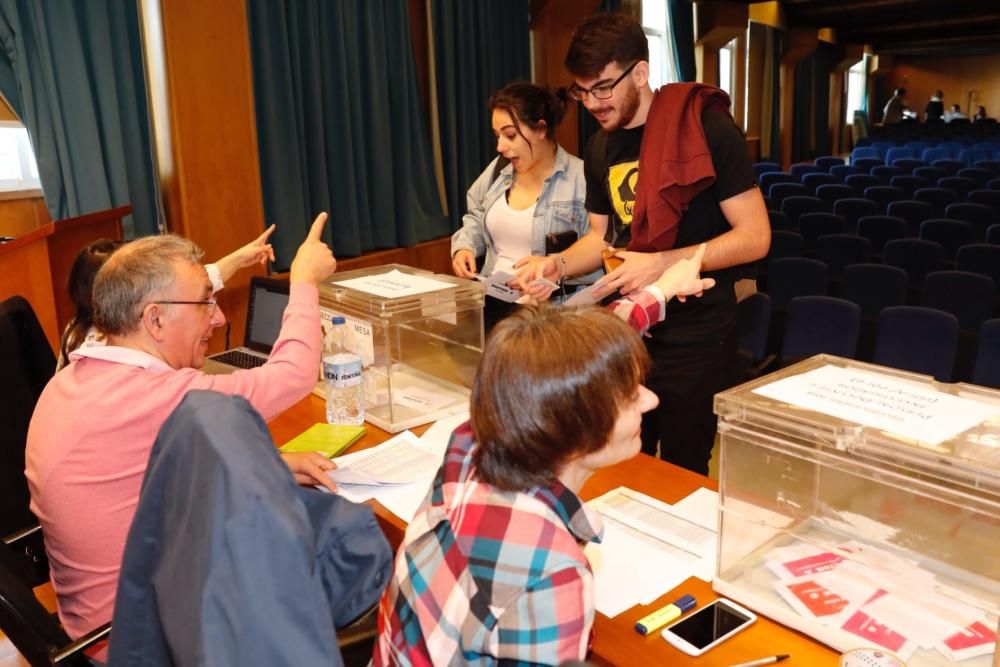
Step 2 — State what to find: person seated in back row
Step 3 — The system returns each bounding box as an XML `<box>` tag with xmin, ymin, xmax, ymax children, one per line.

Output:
<box><xmin>375</xmin><ymin>247</ymin><xmax>714</xmax><ymax>666</ymax></box>
<box><xmin>26</xmin><ymin>214</ymin><xmax>340</xmax><ymax>658</ymax></box>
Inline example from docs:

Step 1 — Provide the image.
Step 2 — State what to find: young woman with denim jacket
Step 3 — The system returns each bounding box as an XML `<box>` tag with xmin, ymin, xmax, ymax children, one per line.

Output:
<box><xmin>451</xmin><ymin>83</ymin><xmax>598</xmax><ymax>330</ymax></box>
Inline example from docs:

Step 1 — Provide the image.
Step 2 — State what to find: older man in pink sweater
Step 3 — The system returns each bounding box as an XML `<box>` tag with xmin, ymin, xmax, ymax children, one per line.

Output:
<box><xmin>25</xmin><ymin>213</ymin><xmax>338</xmax><ymax>648</ymax></box>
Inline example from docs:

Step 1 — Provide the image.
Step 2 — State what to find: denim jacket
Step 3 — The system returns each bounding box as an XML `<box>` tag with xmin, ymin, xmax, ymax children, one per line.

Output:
<box><xmin>451</xmin><ymin>145</ymin><xmax>601</xmax><ymax>288</ymax></box>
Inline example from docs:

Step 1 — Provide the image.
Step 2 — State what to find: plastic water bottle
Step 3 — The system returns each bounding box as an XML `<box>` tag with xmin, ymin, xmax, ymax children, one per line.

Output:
<box><xmin>323</xmin><ymin>316</ymin><xmax>365</xmax><ymax>425</ymax></box>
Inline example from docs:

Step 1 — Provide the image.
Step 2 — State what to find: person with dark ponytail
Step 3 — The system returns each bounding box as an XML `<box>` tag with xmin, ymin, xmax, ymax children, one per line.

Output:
<box><xmin>57</xmin><ymin>239</ymin><xmax>121</xmax><ymax>370</ymax></box>
<box><xmin>56</xmin><ymin>226</ymin><xmax>278</xmax><ymax>370</ymax></box>
<box><xmin>451</xmin><ymin>82</ymin><xmax>597</xmax><ymax>331</ymax></box>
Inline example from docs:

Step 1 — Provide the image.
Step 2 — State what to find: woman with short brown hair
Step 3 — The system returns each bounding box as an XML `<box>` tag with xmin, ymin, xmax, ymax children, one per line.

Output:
<box><xmin>376</xmin><ymin>249</ymin><xmax>714</xmax><ymax>666</ymax></box>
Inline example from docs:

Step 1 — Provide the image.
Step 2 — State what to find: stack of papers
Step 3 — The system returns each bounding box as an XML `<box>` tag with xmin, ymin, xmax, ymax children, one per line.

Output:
<box><xmin>585</xmin><ymin>487</ymin><xmax>719</xmax><ymax>617</ymax></box>
<box><xmin>326</xmin><ymin>411</ymin><xmax>470</xmax><ymax>523</ymax></box>
<box><xmin>766</xmin><ymin>541</ymin><xmax>997</xmax><ymax>662</ymax></box>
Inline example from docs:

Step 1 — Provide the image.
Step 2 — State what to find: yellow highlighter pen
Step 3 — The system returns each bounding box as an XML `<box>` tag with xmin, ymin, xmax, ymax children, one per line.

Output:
<box><xmin>635</xmin><ymin>594</ymin><xmax>697</xmax><ymax>635</ymax></box>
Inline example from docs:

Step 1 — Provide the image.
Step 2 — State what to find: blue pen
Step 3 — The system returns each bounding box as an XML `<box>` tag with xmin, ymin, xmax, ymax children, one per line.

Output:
<box><xmin>635</xmin><ymin>594</ymin><xmax>697</xmax><ymax>635</ymax></box>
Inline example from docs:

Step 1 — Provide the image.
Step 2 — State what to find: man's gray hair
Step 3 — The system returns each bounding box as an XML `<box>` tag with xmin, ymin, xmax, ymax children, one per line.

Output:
<box><xmin>93</xmin><ymin>234</ymin><xmax>205</xmax><ymax>335</ymax></box>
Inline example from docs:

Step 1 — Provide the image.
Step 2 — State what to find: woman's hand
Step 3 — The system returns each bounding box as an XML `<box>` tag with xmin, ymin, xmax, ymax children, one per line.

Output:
<box><xmin>513</xmin><ymin>255</ymin><xmax>557</xmax><ymax>301</ymax></box>
<box><xmin>280</xmin><ymin>451</ymin><xmax>337</xmax><ymax>492</ymax></box>
<box><xmin>452</xmin><ymin>249</ymin><xmax>477</xmax><ymax>278</ymax></box>
<box><xmin>215</xmin><ymin>224</ymin><xmax>277</xmax><ymax>282</ymax></box>
<box><xmin>652</xmin><ymin>243</ymin><xmax>716</xmax><ymax>302</ymax></box>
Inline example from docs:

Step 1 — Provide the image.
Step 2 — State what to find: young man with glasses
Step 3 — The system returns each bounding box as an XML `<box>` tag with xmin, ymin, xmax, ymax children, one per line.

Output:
<box><xmin>26</xmin><ymin>214</ymin><xmax>341</xmax><ymax>656</ymax></box>
<box><xmin>524</xmin><ymin>13</ymin><xmax>769</xmax><ymax>475</ymax></box>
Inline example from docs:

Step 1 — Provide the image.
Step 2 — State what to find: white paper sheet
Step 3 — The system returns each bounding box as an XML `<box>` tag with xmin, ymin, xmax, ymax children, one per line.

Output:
<box><xmin>563</xmin><ymin>281</ymin><xmax>603</xmax><ymax>306</ymax></box>
<box><xmin>584</xmin><ymin>518</ymin><xmax>691</xmax><ymax>617</ymax></box>
<box><xmin>330</xmin><ymin>431</ymin><xmax>438</xmax><ymax>485</ymax></box>
<box><xmin>584</xmin><ymin>487</ymin><xmax>719</xmax><ymax>617</ymax></box>
<box><xmin>419</xmin><ymin>410</ymin><xmax>469</xmax><ymax>455</ymax></box>
<box><xmin>333</xmin><ymin>269</ymin><xmax>457</xmax><ymax>299</ymax></box>
<box><xmin>752</xmin><ymin>364</ymin><xmax>1000</xmax><ymax>445</ymax></box>
<box><xmin>671</xmin><ymin>487</ymin><xmax>719</xmax><ymax>531</ymax></box>
<box><xmin>329</xmin><ymin>431</ymin><xmax>441</xmax><ymax>516</ymax></box>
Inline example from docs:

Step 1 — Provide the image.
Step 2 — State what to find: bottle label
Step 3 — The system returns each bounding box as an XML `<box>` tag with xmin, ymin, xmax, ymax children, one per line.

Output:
<box><xmin>323</xmin><ymin>356</ymin><xmax>363</xmax><ymax>388</ymax></box>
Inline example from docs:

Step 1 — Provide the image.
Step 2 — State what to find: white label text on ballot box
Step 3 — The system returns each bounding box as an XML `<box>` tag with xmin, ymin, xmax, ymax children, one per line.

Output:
<box><xmin>751</xmin><ymin>365</ymin><xmax>1000</xmax><ymax>445</ymax></box>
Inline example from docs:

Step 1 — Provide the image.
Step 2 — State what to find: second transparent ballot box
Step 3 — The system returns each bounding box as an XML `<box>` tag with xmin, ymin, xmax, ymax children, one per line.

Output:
<box><xmin>315</xmin><ymin>264</ymin><xmax>484</xmax><ymax>432</ymax></box>
<box><xmin>713</xmin><ymin>355</ymin><xmax>1000</xmax><ymax>666</ymax></box>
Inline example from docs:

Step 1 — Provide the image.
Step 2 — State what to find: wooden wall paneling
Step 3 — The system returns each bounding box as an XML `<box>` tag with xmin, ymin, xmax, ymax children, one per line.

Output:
<box><xmin>156</xmin><ymin>0</ymin><xmax>266</xmax><ymax>352</ymax></box>
<box><xmin>0</xmin><ymin>231</ymin><xmax>58</xmax><ymax>351</ymax></box>
<box><xmin>0</xmin><ymin>195</ymin><xmax>49</xmax><ymax>238</ymax></box>
<box><xmin>694</xmin><ymin>1</ymin><xmax>747</xmax><ymax>87</ymax></box>
<box><xmin>47</xmin><ymin>207</ymin><xmax>126</xmax><ymax>331</ymax></box>
<box><xmin>884</xmin><ymin>54</ymin><xmax>1000</xmax><ymax>121</ymax></box>
<box><xmin>745</xmin><ymin>23</ymin><xmax>766</xmax><ymax>149</ymax></box>
<box><xmin>530</xmin><ymin>0</ymin><xmax>603</xmax><ymax>157</ymax></box>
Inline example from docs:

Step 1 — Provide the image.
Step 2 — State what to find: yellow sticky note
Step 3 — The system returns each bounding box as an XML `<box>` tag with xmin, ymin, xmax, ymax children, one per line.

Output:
<box><xmin>279</xmin><ymin>423</ymin><xmax>365</xmax><ymax>458</ymax></box>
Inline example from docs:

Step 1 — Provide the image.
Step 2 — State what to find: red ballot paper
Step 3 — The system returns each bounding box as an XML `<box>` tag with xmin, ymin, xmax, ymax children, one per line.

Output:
<box><xmin>840</xmin><ymin>591</ymin><xmax>912</xmax><ymax>658</ymax></box>
<box><xmin>937</xmin><ymin>620</ymin><xmax>997</xmax><ymax>662</ymax></box>
<box><xmin>780</xmin><ymin>551</ymin><xmax>844</xmax><ymax>577</ymax></box>
<box><xmin>842</xmin><ymin>609</ymin><xmax>908</xmax><ymax>653</ymax></box>
<box><xmin>786</xmin><ymin>580</ymin><xmax>851</xmax><ymax>618</ymax></box>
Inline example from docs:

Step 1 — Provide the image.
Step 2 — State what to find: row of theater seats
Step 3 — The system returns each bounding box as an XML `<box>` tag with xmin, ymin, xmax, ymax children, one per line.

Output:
<box><xmin>851</xmin><ymin>140</ymin><xmax>1000</xmax><ymax>170</ymax></box>
<box><xmin>763</xmin><ymin>256</ymin><xmax>998</xmax><ymax>332</ymax></box>
<box><xmin>737</xmin><ymin>291</ymin><xmax>1000</xmax><ymax>387</ymax></box>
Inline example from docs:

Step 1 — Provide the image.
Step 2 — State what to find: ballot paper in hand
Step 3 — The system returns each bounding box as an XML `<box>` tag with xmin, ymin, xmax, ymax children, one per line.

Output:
<box><xmin>563</xmin><ymin>281</ymin><xmax>603</xmax><ymax>306</ymax></box>
<box><xmin>476</xmin><ymin>270</ymin><xmax>558</xmax><ymax>303</ymax></box>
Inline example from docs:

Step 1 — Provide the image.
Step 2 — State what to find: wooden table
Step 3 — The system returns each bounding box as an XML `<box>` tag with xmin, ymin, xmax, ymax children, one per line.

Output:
<box><xmin>269</xmin><ymin>395</ymin><xmax>839</xmax><ymax>667</ymax></box>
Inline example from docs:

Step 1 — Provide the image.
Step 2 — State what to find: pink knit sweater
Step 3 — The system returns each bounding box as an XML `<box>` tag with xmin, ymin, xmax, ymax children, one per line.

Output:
<box><xmin>25</xmin><ymin>283</ymin><xmax>322</xmax><ymax>643</ymax></box>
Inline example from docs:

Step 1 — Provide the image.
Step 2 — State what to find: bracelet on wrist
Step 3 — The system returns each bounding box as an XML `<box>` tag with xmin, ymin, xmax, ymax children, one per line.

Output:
<box><xmin>554</xmin><ymin>254</ymin><xmax>567</xmax><ymax>283</ymax></box>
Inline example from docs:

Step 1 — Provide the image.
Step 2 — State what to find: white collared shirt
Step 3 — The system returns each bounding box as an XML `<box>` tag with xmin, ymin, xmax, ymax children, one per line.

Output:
<box><xmin>70</xmin><ymin>343</ymin><xmax>173</xmax><ymax>373</ymax></box>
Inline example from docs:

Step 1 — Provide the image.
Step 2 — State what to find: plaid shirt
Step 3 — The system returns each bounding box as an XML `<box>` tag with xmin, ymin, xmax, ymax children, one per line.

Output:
<box><xmin>608</xmin><ymin>285</ymin><xmax>666</xmax><ymax>336</ymax></box>
<box><xmin>374</xmin><ymin>423</ymin><xmax>604</xmax><ymax>666</ymax></box>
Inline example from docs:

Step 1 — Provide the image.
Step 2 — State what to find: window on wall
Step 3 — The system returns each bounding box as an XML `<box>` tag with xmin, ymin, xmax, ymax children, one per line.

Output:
<box><xmin>0</xmin><ymin>122</ymin><xmax>41</xmax><ymax>193</ymax></box>
<box><xmin>719</xmin><ymin>38</ymin><xmax>737</xmax><ymax>100</ymax></box>
<box><xmin>643</xmin><ymin>0</ymin><xmax>677</xmax><ymax>89</ymax></box>
<box><xmin>845</xmin><ymin>58</ymin><xmax>867</xmax><ymax>125</ymax></box>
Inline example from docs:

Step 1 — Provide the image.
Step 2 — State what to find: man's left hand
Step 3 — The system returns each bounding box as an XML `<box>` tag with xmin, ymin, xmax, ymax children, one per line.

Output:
<box><xmin>593</xmin><ymin>248</ymin><xmax>676</xmax><ymax>299</ymax></box>
<box><xmin>280</xmin><ymin>451</ymin><xmax>337</xmax><ymax>492</ymax></box>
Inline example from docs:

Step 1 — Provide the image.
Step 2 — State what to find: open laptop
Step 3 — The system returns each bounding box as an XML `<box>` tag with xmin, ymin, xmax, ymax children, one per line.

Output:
<box><xmin>202</xmin><ymin>276</ymin><xmax>290</xmax><ymax>375</ymax></box>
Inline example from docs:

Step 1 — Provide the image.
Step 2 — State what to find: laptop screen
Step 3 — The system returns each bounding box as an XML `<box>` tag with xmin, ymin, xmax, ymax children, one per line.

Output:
<box><xmin>245</xmin><ymin>278</ymin><xmax>290</xmax><ymax>352</ymax></box>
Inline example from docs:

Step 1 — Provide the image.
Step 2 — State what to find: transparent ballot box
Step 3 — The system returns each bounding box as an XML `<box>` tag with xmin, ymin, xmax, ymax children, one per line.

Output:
<box><xmin>713</xmin><ymin>355</ymin><xmax>1000</xmax><ymax>666</ymax></box>
<box><xmin>315</xmin><ymin>264</ymin><xmax>484</xmax><ymax>432</ymax></box>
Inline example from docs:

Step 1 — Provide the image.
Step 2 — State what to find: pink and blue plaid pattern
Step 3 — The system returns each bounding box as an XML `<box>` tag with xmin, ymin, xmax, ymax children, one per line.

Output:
<box><xmin>375</xmin><ymin>423</ymin><xmax>603</xmax><ymax>666</ymax></box>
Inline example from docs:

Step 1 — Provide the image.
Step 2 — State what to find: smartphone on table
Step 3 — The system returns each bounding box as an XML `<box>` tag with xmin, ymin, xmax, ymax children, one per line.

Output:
<box><xmin>661</xmin><ymin>598</ymin><xmax>757</xmax><ymax>656</ymax></box>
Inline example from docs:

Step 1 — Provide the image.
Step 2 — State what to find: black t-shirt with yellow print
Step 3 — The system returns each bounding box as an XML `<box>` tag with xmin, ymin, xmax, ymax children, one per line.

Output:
<box><xmin>583</xmin><ymin>108</ymin><xmax>757</xmax><ymax>344</ymax></box>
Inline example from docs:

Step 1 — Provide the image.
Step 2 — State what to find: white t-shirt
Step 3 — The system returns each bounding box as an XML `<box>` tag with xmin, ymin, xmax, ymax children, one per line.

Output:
<box><xmin>484</xmin><ymin>195</ymin><xmax>536</xmax><ymax>276</ymax></box>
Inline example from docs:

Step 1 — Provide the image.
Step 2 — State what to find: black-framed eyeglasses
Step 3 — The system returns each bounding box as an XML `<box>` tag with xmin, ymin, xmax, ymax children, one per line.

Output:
<box><xmin>568</xmin><ymin>61</ymin><xmax>639</xmax><ymax>102</ymax></box>
<box><xmin>152</xmin><ymin>298</ymin><xmax>218</xmax><ymax>317</ymax></box>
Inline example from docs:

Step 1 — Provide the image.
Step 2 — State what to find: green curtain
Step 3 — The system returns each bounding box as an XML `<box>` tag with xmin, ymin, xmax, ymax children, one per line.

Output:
<box><xmin>576</xmin><ymin>0</ymin><xmax>621</xmax><ymax>155</ymax></box>
<box><xmin>668</xmin><ymin>0</ymin><xmax>695</xmax><ymax>83</ymax></box>
<box><xmin>792</xmin><ymin>42</ymin><xmax>836</xmax><ymax>163</ymax></box>
<box><xmin>248</xmin><ymin>0</ymin><xmax>448</xmax><ymax>267</ymax></box>
<box><xmin>0</xmin><ymin>0</ymin><xmax>161</xmax><ymax>237</ymax></box>
<box><xmin>431</xmin><ymin>0</ymin><xmax>529</xmax><ymax>230</ymax></box>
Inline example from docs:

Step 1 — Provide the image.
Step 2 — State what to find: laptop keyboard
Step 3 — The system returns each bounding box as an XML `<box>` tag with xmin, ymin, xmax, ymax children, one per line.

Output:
<box><xmin>211</xmin><ymin>350</ymin><xmax>267</xmax><ymax>369</ymax></box>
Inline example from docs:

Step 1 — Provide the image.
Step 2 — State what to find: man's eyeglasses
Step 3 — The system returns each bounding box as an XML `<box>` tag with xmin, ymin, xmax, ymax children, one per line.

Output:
<box><xmin>568</xmin><ymin>61</ymin><xmax>639</xmax><ymax>102</ymax></box>
<box><xmin>153</xmin><ymin>299</ymin><xmax>218</xmax><ymax>317</ymax></box>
